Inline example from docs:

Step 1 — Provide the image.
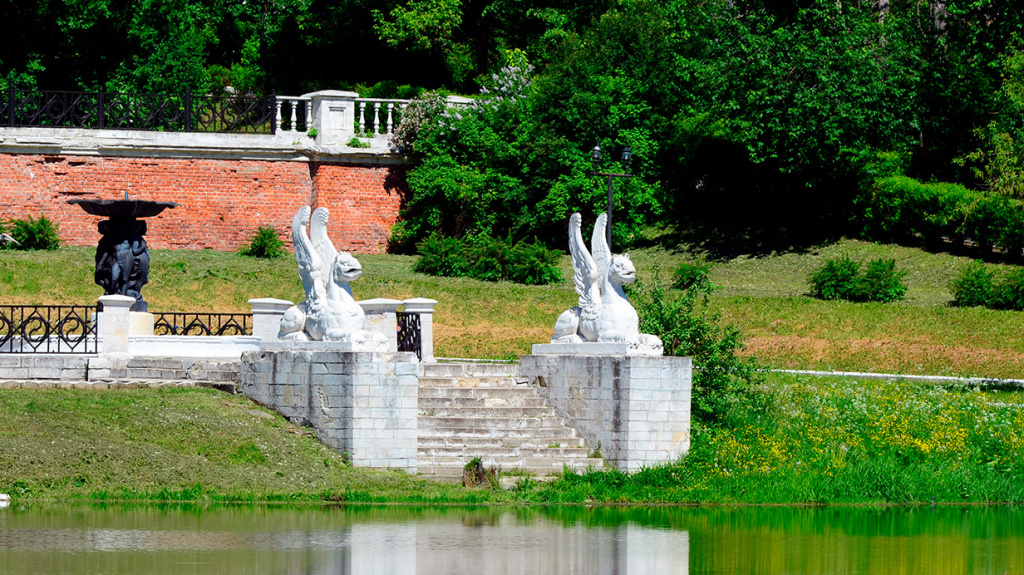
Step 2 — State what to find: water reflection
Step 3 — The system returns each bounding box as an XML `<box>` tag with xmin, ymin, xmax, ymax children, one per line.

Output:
<box><xmin>0</xmin><ymin>504</ymin><xmax>1021</xmax><ymax>574</ymax></box>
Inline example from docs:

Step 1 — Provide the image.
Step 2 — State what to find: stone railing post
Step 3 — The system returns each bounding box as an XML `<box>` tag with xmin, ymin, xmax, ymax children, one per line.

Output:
<box><xmin>303</xmin><ymin>90</ymin><xmax>358</xmax><ymax>146</ymax></box>
<box><xmin>359</xmin><ymin>299</ymin><xmax>402</xmax><ymax>352</ymax></box>
<box><xmin>98</xmin><ymin>295</ymin><xmax>134</xmax><ymax>354</ymax></box>
<box><xmin>402</xmin><ymin>298</ymin><xmax>438</xmax><ymax>363</ymax></box>
<box><xmin>248</xmin><ymin>298</ymin><xmax>294</xmax><ymax>341</ymax></box>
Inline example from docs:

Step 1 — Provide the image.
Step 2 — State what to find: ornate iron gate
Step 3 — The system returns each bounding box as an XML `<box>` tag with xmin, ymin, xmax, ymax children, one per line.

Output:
<box><xmin>396</xmin><ymin>311</ymin><xmax>422</xmax><ymax>360</ymax></box>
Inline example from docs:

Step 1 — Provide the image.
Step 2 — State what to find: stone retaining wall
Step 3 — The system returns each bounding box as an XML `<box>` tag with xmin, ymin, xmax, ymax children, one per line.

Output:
<box><xmin>240</xmin><ymin>343</ymin><xmax>419</xmax><ymax>471</ymax></box>
<box><xmin>520</xmin><ymin>354</ymin><xmax>692</xmax><ymax>471</ymax></box>
<box><xmin>0</xmin><ymin>129</ymin><xmax>408</xmax><ymax>253</ymax></box>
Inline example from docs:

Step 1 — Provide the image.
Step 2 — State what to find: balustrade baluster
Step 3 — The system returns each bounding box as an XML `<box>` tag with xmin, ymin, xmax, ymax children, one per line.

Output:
<box><xmin>355</xmin><ymin>102</ymin><xmax>364</xmax><ymax>134</ymax></box>
<box><xmin>304</xmin><ymin>101</ymin><xmax>312</xmax><ymax>133</ymax></box>
<box><xmin>288</xmin><ymin>101</ymin><xmax>297</xmax><ymax>133</ymax></box>
<box><xmin>373</xmin><ymin>103</ymin><xmax>381</xmax><ymax>135</ymax></box>
<box><xmin>275</xmin><ymin>101</ymin><xmax>283</xmax><ymax>132</ymax></box>
<box><xmin>386</xmin><ymin>103</ymin><xmax>394</xmax><ymax>135</ymax></box>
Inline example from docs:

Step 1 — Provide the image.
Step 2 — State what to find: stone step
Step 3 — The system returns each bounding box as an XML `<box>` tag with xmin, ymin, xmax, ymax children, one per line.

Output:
<box><xmin>418</xmin><ymin>385</ymin><xmax>542</xmax><ymax>398</ymax></box>
<box><xmin>419</xmin><ymin>406</ymin><xmax>557</xmax><ymax>418</ymax></box>
<box><xmin>417</xmin><ymin>456</ymin><xmax>603</xmax><ymax>476</ymax></box>
<box><xmin>418</xmin><ymin>445</ymin><xmax>593</xmax><ymax>459</ymax></box>
<box><xmin>421</xmin><ymin>362</ymin><xmax>521</xmax><ymax>378</ymax></box>
<box><xmin>418</xmin><ymin>375</ymin><xmax>526</xmax><ymax>389</ymax></box>
<box><xmin>418</xmin><ymin>436</ymin><xmax>586</xmax><ymax>449</ymax></box>
<box><xmin>419</xmin><ymin>416</ymin><xmax>569</xmax><ymax>431</ymax></box>
<box><xmin>420</xmin><ymin>426</ymin><xmax>581</xmax><ymax>439</ymax></box>
<box><xmin>418</xmin><ymin>395</ymin><xmax>550</xmax><ymax>409</ymax></box>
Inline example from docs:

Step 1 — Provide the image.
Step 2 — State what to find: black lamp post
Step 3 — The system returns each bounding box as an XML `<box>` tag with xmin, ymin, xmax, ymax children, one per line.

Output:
<box><xmin>590</xmin><ymin>144</ymin><xmax>632</xmax><ymax>250</ymax></box>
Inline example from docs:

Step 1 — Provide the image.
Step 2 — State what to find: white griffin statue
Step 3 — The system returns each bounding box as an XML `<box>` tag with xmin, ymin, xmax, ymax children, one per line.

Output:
<box><xmin>550</xmin><ymin>212</ymin><xmax>663</xmax><ymax>356</ymax></box>
<box><xmin>278</xmin><ymin>206</ymin><xmax>389</xmax><ymax>350</ymax></box>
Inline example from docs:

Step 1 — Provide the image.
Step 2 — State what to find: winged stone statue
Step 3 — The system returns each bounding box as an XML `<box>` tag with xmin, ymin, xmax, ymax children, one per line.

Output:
<box><xmin>277</xmin><ymin>206</ymin><xmax>388</xmax><ymax>350</ymax></box>
<box><xmin>550</xmin><ymin>212</ymin><xmax>663</xmax><ymax>356</ymax></box>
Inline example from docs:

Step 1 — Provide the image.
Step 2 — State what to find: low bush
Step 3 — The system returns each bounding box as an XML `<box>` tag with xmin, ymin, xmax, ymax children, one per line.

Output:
<box><xmin>859</xmin><ymin>175</ymin><xmax>1024</xmax><ymax>259</ymax></box>
<box><xmin>239</xmin><ymin>226</ymin><xmax>286</xmax><ymax>259</ymax></box>
<box><xmin>808</xmin><ymin>256</ymin><xmax>907</xmax><ymax>302</ymax></box>
<box><xmin>808</xmin><ymin>255</ymin><xmax>861</xmax><ymax>300</ymax></box>
<box><xmin>951</xmin><ymin>261</ymin><xmax>997</xmax><ymax>307</ymax></box>
<box><xmin>858</xmin><ymin>258</ymin><xmax>908</xmax><ymax>303</ymax></box>
<box><xmin>633</xmin><ymin>266</ymin><xmax>768</xmax><ymax>426</ymax></box>
<box><xmin>950</xmin><ymin>261</ymin><xmax>1024</xmax><ymax>310</ymax></box>
<box><xmin>2</xmin><ymin>215</ymin><xmax>60</xmax><ymax>250</ymax></box>
<box><xmin>414</xmin><ymin>233</ymin><xmax>562</xmax><ymax>285</ymax></box>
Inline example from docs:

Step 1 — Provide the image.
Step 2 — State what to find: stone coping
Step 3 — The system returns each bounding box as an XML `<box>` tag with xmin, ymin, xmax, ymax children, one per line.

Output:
<box><xmin>531</xmin><ymin>343</ymin><xmax>663</xmax><ymax>356</ymax></box>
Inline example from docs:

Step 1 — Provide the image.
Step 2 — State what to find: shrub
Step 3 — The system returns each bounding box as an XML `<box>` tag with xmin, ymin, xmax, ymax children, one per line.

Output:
<box><xmin>632</xmin><ymin>266</ymin><xmax>767</xmax><ymax>426</ymax></box>
<box><xmin>994</xmin><ymin>267</ymin><xmax>1024</xmax><ymax>311</ymax></box>
<box><xmin>672</xmin><ymin>258</ymin><xmax>714</xmax><ymax>291</ymax></box>
<box><xmin>950</xmin><ymin>261</ymin><xmax>996</xmax><ymax>307</ymax></box>
<box><xmin>239</xmin><ymin>226</ymin><xmax>286</xmax><ymax>259</ymax></box>
<box><xmin>857</xmin><ymin>258</ymin><xmax>907</xmax><ymax>303</ymax></box>
<box><xmin>414</xmin><ymin>233</ymin><xmax>562</xmax><ymax>285</ymax></box>
<box><xmin>4</xmin><ymin>215</ymin><xmax>60</xmax><ymax>250</ymax></box>
<box><xmin>809</xmin><ymin>255</ymin><xmax>908</xmax><ymax>303</ymax></box>
<box><xmin>808</xmin><ymin>255</ymin><xmax>861</xmax><ymax>300</ymax></box>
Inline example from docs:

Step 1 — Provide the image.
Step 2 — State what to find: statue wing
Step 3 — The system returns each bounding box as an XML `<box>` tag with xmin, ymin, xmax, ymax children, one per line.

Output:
<box><xmin>591</xmin><ymin>213</ymin><xmax>611</xmax><ymax>285</ymax></box>
<box><xmin>291</xmin><ymin>206</ymin><xmax>320</xmax><ymax>299</ymax></box>
<box><xmin>569</xmin><ymin>213</ymin><xmax>601</xmax><ymax>308</ymax></box>
<box><xmin>310</xmin><ymin>207</ymin><xmax>338</xmax><ymax>291</ymax></box>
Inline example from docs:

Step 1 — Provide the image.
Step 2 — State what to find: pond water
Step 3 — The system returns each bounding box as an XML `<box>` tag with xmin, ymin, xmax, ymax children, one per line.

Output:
<box><xmin>1</xmin><ymin>504</ymin><xmax>1021</xmax><ymax>574</ymax></box>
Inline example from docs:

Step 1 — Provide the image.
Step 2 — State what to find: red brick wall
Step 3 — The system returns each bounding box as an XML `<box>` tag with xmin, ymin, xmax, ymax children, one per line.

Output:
<box><xmin>0</xmin><ymin>154</ymin><xmax>406</xmax><ymax>253</ymax></box>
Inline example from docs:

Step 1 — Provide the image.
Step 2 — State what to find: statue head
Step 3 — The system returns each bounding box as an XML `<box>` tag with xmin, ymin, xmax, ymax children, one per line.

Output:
<box><xmin>608</xmin><ymin>253</ymin><xmax>636</xmax><ymax>285</ymax></box>
<box><xmin>332</xmin><ymin>251</ymin><xmax>363</xmax><ymax>283</ymax></box>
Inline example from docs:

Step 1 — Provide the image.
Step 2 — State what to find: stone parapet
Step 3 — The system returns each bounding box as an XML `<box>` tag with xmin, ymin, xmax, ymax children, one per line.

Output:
<box><xmin>519</xmin><ymin>354</ymin><xmax>692</xmax><ymax>471</ymax></box>
<box><xmin>239</xmin><ymin>342</ymin><xmax>419</xmax><ymax>472</ymax></box>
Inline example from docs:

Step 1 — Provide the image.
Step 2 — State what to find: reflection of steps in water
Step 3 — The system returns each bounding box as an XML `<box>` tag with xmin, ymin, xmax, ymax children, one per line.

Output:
<box><xmin>0</xmin><ymin>515</ymin><xmax>689</xmax><ymax>575</ymax></box>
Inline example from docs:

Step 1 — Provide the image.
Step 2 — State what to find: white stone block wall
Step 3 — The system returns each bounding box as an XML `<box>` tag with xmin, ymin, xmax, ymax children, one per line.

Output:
<box><xmin>239</xmin><ymin>342</ymin><xmax>419</xmax><ymax>472</ymax></box>
<box><xmin>519</xmin><ymin>354</ymin><xmax>692</xmax><ymax>471</ymax></box>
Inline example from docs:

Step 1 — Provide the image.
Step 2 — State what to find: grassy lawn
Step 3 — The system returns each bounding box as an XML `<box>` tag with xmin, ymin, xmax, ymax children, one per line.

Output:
<box><xmin>2</xmin><ymin>373</ymin><xmax>1021</xmax><ymax>505</ymax></box>
<box><xmin>2</xmin><ymin>238</ymin><xmax>1023</xmax><ymax>376</ymax></box>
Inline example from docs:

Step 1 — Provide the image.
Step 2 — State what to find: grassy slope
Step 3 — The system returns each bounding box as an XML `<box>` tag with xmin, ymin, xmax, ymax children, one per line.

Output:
<box><xmin>4</xmin><ymin>239</ymin><xmax>1024</xmax><ymax>376</ymax></box>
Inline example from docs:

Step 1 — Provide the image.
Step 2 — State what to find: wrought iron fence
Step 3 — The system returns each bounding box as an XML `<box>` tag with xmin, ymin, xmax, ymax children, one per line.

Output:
<box><xmin>396</xmin><ymin>311</ymin><xmax>422</xmax><ymax>360</ymax></box>
<box><xmin>3</xmin><ymin>82</ymin><xmax>276</xmax><ymax>134</ymax></box>
<box><xmin>153</xmin><ymin>312</ymin><xmax>252</xmax><ymax>336</ymax></box>
<box><xmin>0</xmin><ymin>305</ymin><xmax>99</xmax><ymax>354</ymax></box>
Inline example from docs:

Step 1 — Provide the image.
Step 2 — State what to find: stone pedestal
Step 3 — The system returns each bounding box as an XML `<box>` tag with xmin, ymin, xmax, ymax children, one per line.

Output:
<box><xmin>360</xmin><ymin>298</ymin><xmax>402</xmax><ymax>352</ymax></box>
<box><xmin>98</xmin><ymin>294</ymin><xmax>134</xmax><ymax>354</ymax></box>
<box><xmin>520</xmin><ymin>353</ymin><xmax>692</xmax><ymax>471</ymax></box>
<box><xmin>248</xmin><ymin>298</ymin><xmax>294</xmax><ymax>341</ymax></box>
<box><xmin>304</xmin><ymin>90</ymin><xmax>358</xmax><ymax>146</ymax></box>
<box><xmin>129</xmin><ymin>312</ymin><xmax>154</xmax><ymax>335</ymax></box>
<box><xmin>239</xmin><ymin>342</ymin><xmax>419</xmax><ymax>472</ymax></box>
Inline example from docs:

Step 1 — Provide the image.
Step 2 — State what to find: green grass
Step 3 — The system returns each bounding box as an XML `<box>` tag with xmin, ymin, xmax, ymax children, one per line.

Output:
<box><xmin>0</xmin><ymin>386</ymin><xmax>509</xmax><ymax>504</ymax></box>
<box><xmin>3</xmin><ymin>373</ymin><xmax>1021</xmax><ymax>504</ymax></box>
<box><xmin>4</xmin><ymin>238</ymin><xmax>1024</xmax><ymax>375</ymax></box>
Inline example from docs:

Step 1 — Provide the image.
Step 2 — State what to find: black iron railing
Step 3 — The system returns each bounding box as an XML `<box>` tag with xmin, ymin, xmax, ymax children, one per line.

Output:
<box><xmin>0</xmin><ymin>305</ymin><xmax>99</xmax><ymax>354</ymax></box>
<box><xmin>153</xmin><ymin>312</ymin><xmax>252</xmax><ymax>336</ymax></box>
<box><xmin>396</xmin><ymin>311</ymin><xmax>422</xmax><ymax>360</ymax></box>
<box><xmin>3</xmin><ymin>82</ymin><xmax>276</xmax><ymax>134</ymax></box>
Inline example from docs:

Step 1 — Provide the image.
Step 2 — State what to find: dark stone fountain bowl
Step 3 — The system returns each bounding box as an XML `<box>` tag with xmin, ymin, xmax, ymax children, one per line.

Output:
<box><xmin>67</xmin><ymin>199</ymin><xmax>179</xmax><ymax>218</ymax></box>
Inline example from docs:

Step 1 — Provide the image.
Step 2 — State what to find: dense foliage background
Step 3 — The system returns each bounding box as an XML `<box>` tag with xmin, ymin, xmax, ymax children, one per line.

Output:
<box><xmin>4</xmin><ymin>0</ymin><xmax>1024</xmax><ymax>254</ymax></box>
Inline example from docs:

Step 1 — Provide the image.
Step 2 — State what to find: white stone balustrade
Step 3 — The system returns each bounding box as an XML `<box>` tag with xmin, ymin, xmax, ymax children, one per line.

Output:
<box><xmin>275</xmin><ymin>96</ymin><xmax>312</xmax><ymax>134</ymax></box>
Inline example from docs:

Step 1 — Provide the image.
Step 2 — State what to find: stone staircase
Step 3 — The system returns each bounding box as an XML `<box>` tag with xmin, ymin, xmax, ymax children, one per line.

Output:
<box><xmin>418</xmin><ymin>361</ymin><xmax>604</xmax><ymax>479</ymax></box>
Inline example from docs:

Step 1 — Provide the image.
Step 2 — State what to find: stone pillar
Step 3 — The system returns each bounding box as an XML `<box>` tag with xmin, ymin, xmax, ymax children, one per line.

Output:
<box><xmin>359</xmin><ymin>298</ymin><xmax>402</xmax><ymax>352</ymax></box>
<box><xmin>239</xmin><ymin>343</ymin><xmax>420</xmax><ymax>472</ymax></box>
<box><xmin>98</xmin><ymin>295</ymin><xmax>134</xmax><ymax>354</ymax></box>
<box><xmin>402</xmin><ymin>298</ymin><xmax>438</xmax><ymax>363</ymax></box>
<box><xmin>520</xmin><ymin>353</ymin><xmax>692</xmax><ymax>471</ymax></box>
<box><xmin>304</xmin><ymin>90</ymin><xmax>358</xmax><ymax>146</ymax></box>
<box><xmin>248</xmin><ymin>298</ymin><xmax>294</xmax><ymax>341</ymax></box>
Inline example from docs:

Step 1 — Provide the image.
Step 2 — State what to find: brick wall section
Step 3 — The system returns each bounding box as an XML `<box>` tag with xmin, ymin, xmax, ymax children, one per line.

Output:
<box><xmin>0</xmin><ymin>153</ymin><xmax>406</xmax><ymax>253</ymax></box>
<box><xmin>310</xmin><ymin>163</ymin><xmax>406</xmax><ymax>254</ymax></box>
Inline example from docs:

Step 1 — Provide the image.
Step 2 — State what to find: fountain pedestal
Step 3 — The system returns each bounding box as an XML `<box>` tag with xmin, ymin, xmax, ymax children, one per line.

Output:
<box><xmin>67</xmin><ymin>199</ymin><xmax>178</xmax><ymax>313</ymax></box>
